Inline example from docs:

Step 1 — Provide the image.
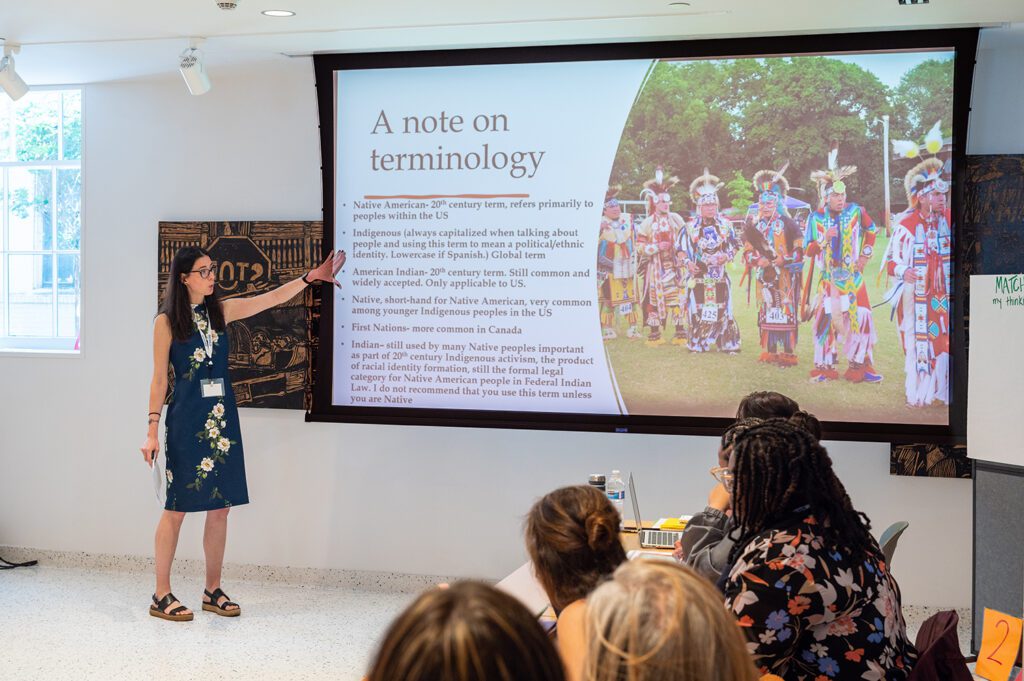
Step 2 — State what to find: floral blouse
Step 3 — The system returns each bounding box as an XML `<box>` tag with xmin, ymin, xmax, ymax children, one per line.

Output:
<box><xmin>723</xmin><ymin>512</ymin><xmax>917</xmax><ymax>680</ymax></box>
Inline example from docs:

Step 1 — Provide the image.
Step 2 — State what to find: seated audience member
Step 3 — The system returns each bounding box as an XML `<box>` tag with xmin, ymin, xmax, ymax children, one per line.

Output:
<box><xmin>675</xmin><ymin>417</ymin><xmax>763</xmax><ymax>579</ymax></box>
<box><xmin>786</xmin><ymin>409</ymin><xmax>822</xmax><ymax>441</ymax></box>
<box><xmin>585</xmin><ymin>560</ymin><xmax>760</xmax><ymax>681</ymax></box>
<box><xmin>526</xmin><ymin>485</ymin><xmax>627</xmax><ymax>681</ymax></box>
<box><xmin>677</xmin><ymin>391</ymin><xmax>821</xmax><ymax>581</ymax></box>
<box><xmin>735</xmin><ymin>390</ymin><xmax>800</xmax><ymax>420</ymax></box>
<box><xmin>722</xmin><ymin>419</ymin><xmax>917</xmax><ymax>679</ymax></box>
<box><xmin>366</xmin><ymin>581</ymin><xmax>565</xmax><ymax>681</ymax></box>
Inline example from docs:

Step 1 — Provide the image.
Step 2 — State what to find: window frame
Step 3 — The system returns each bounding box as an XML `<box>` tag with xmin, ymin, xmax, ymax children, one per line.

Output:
<box><xmin>0</xmin><ymin>85</ymin><xmax>85</xmax><ymax>357</ymax></box>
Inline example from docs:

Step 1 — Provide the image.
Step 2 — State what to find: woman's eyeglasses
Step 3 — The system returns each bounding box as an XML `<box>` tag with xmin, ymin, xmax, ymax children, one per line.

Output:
<box><xmin>709</xmin><ymin>466</ymin><xmax>734</xmax><ymax>490</ymax></box>
<box><xmin>189</xmin><ymin>264</ymin><xmax>218</xmax><ymax>280</ymax></box>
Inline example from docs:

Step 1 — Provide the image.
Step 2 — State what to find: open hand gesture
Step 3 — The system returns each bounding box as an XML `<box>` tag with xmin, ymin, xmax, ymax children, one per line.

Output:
<box><xmin>307</xmin><ymin>250</ymin><xmax>346</xmax><ymax>288</ymax></box>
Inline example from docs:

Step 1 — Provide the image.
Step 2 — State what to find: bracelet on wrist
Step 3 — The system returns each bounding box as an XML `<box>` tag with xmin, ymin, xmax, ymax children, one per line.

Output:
<box><xmin>148</xmin><ymin>411</ymin><xmax>161</xmax><ymax>417</ymax></box>
<box><xmin>302</xmin><ymin>272</ymin><xmax>313</xmax><ymax>286</ymax></box>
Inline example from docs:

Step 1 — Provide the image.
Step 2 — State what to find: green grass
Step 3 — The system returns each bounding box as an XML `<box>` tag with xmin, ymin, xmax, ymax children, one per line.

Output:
<box><xmin>605</xmin><ymin>232</ymin><xmax>947</xmax><ymax>425</ymax></box>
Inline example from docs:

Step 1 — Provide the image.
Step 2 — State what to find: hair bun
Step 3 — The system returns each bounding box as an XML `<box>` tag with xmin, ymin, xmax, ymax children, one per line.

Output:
<box><xmin>585</xmin><ymin>511</ymin><xmax>617</xmax><ymax>552</ymax></box>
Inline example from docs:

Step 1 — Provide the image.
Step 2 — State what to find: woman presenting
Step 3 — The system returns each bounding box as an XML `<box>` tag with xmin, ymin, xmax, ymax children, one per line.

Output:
<box><xmin>140</xmin><ymin>246</ymin><xmax>344</xmax><ymax>621</ymax></box>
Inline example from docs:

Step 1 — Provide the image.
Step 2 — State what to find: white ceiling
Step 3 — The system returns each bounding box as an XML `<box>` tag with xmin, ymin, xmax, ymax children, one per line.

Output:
<box><xmin>2</xmin><ymin>0</ymin><xmax>1024</xmax><ymax>85</ymax></box>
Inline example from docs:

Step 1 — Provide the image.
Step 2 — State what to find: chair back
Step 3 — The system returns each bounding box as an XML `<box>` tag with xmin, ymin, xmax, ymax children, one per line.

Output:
<box><xmin>879</xmin><ymin>520</ymin><xmax>910</xmax><ymax>568</ymax></box>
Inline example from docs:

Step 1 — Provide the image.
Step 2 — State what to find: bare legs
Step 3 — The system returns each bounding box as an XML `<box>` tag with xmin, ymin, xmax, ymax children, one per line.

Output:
<box><xmin>153</xmin><ymin>507</ymin><xmax>237</xmax><ymax>614</ymax></box>
<box><xmin>154</xmin><ymin>509</ymin><xmax>190</xmax><ymax>615</ymax></box>
<box><xmin>203</xmin><ymin>508</ymin><xmax>238</xmax><ymax>612</ymax></box>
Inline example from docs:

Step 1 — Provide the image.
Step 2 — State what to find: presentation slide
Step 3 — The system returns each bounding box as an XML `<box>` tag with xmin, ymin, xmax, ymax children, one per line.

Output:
<box><xmin>329</xmin><ymin>48</ymin><xmax>957</xmax><ymax>426</ymax></box>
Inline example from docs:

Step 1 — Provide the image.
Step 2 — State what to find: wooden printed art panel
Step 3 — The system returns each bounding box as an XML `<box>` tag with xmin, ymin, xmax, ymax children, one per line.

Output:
<box><xmin>158</xmin><ymin>221</ymin><xmax>323</xmax><ymax>410</ymax></box>
<box><xmin>889</xmin><ymin>443</ymin><xmax>971</xmax><ymax>478</ymax></box>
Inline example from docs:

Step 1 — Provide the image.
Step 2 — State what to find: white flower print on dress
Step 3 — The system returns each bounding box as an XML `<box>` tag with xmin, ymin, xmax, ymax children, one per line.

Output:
<box><xmin>781</xmin><ymin>542</ymin><xmax>817</xmax><ymax>571</ymax></box>
<box><xmin>166</xmin><ymin>469</ymin><xmax>173</xmax><ymax>483</ymax></box>
<box><xmin>193</xmin><ymin>348</ymin><xmax>206</xmax><ymax>362</ymax></box>
<box><xmin>730</xmin><ymin>588</ymin><xmax>759</xmax><ymax>614</ymax></box>
<box><xmin>187</xmin><ymin>401</ymin><xmax>237</xmax><ymax>493</ymax></box>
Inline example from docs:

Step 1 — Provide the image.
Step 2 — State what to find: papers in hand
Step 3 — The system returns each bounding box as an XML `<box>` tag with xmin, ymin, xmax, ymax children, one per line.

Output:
<box><xmin>152</xmin><ymin>459</ymin><xmax>166</xmax><ymax>506</ymax></box>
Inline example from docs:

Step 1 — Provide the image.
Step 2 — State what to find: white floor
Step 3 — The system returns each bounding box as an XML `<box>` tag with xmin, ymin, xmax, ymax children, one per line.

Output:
<box><xmin>0</xmin><ymin>562</ymin><xmax>977</xmax><ymax>681</ymax></box>
<box><xmin>0</xmin><ymin>564</ymin><xmax>415</xmax><ymax>681</ymax></box>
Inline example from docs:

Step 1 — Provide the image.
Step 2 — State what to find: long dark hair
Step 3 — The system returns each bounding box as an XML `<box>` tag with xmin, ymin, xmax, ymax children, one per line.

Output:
<box><xmin>728</xmin><ymin>419</ymin><xmax>877</xmax><ymax>563</ymax></box>
<box><xmin>525</xmin><ymin>485</ymin><xmax>626</xmax><ymax>613</ymax></box>
<box><xmin>367</xmin><ymin>581</ymin><xmax>565</xmax><ymax>681</ymax></box>
<box><xmin>160</xmin><ymin>246</ymin><xmax>225</xmax><ymax>341</ymax></box>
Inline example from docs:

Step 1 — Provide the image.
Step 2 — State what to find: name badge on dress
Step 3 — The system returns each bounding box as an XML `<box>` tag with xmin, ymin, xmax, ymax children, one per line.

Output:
<box><xmin>201</xmin><ymin>378</ymin><xmax>225</xmax><ymax>399</ymax></box>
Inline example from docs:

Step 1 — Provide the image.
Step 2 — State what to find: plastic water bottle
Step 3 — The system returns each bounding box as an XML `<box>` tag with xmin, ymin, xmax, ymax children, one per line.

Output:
<box><xmin>606</xmin><ymin>470</ymin><xmax>626</xmax><ymax>528</ymax></box>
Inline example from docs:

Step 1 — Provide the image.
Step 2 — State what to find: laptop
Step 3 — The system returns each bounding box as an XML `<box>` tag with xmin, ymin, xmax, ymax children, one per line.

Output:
<box><xmin>628</xmin><ymin>472</ymin><xmax>685</xmax><ymax>550</ymax></box>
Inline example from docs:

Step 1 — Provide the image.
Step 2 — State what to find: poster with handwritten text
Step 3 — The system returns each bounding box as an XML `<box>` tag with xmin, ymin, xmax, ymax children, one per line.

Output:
<box><xmin>968</xmin><ymin>274</ymin><xmax>1024</xmax><ymax>466</ymax></box>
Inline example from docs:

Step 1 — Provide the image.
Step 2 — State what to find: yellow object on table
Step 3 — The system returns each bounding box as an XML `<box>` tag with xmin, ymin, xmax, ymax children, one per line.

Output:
<box><xmin>658</xmin><ymin>517</ymin><xmax>688</xmax><ymax>531</ymax></box>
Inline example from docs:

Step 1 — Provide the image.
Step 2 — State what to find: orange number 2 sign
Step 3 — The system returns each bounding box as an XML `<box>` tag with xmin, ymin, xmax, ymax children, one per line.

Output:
<box><xmin>976</xmin><ymin>608</ymin><xmax>1023</xmax><ymax>681</ymax></box>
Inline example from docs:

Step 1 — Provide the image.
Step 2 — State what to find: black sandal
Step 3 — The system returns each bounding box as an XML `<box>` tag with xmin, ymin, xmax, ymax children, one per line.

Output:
<box><xmin>149</xmin><ymin>592</ymin><xmax>193</xmax><ymax>622</ymax></box>
<box><xmin>202</xmin><ymin>587</ymin><xmax>241</xmax><ymax>617</ymax></box>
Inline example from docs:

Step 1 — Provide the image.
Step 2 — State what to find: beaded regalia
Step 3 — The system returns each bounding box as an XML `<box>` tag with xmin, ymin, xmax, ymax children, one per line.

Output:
<box><xmin>636</xmin><ymin>168</ymin><xmax>687</xmax><ymax>345</ymax></box>
<box><xmin>597</xmin><ymin>185</ymin><xmax>640</xmax><ymax>340</ymax></box>
<box><xmin>881</xmin><ymin>156</ymin><xmax>951</xmax><ymax>406</ymax></box>
<box><xmin>803</xmin><ymin>146</ymin><xmax>882</xmax><ymax>383</ymax></box>
<box><xmin>742</xmin><ymin>164</ymin><xmax>804</xmax><ymax>366</ymax></box>
<box><xmin>679</xmin><ymin>168</ymin><xmax>741</xmax><ymax>353</ymax></box>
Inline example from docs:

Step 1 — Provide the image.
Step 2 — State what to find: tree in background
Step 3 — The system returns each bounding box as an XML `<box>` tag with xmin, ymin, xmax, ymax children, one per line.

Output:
<box><xmin>610</xmin><ymin>59</ymin><xmax>742</xmax><ymax>214</ymax></box>
<box><xmin>740</xmin><ymin>57</ymin><xmax>892</xmax><ymax>214</ymax></box>
<box><xmin>725</xmin><ymin>169</ymin><xmax>754</xmax><ymax>216</ymax></box>
<box><xmin>891</xmin><ymin>58</ymin><xmax>955</xmax><ymax>140</ymax></box>
<box><xmin>609</xmin><ymin>55</ymin><xmax>931</xmax><ymax>219</ymax></box>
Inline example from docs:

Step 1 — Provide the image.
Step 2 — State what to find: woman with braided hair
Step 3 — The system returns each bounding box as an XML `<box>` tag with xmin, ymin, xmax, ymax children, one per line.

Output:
<box><xmin>676</xmin><ymin>390</ymin><xmax>809</xmax><ymax>582</ymax></box>
<box><xmin>722</xmin><ymin>419</ymin><xmax>917</xmax><ymax>680</ymax></box>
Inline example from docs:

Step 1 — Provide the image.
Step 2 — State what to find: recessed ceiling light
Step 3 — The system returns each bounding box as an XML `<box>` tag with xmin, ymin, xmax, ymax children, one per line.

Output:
<box><xmin>261</xmin><ymin>9</ymin><xmax>295</xmax><ymax>17</ymax></box>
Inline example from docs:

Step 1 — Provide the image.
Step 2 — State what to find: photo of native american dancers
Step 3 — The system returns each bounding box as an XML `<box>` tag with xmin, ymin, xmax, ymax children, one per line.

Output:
<box><xmin>596</xmin><ymin>51</ymin><xmax>955</xmax><ymax>424</ymax></box>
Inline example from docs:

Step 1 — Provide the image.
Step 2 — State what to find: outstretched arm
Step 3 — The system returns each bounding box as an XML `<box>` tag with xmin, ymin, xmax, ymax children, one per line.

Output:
<box><xmin>223</xmin><ymin>250</ymin><xmax>345</xmax><ymax>324</ymax></box>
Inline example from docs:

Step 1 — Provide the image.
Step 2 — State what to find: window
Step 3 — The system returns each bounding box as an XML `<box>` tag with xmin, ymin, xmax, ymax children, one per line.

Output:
<box><xmin>0</xmin><ymin>88</ymin><xmax>82</xmax><ymax>352</ymax></box>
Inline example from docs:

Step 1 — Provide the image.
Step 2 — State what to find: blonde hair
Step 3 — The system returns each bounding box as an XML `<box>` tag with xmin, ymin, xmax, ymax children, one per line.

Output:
<box><xmin>584</xmin><ymin>560</ymin><xmax>759</xmax><ymax>681</ymax></box>
<box><xmin>367</xmin><ymin>581</ymin><xmax>565</xmax><ymax>681</ymax></box>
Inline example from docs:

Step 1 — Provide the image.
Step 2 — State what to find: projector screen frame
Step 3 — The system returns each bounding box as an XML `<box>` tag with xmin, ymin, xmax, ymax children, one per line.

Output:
<box><xmin>309</xmin><ymin>27</ymin><xmax>979</xmax><ymax>444</ymax></box>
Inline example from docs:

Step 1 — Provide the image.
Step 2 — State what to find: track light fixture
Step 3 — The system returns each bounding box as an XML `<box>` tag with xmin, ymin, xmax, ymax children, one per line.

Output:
<box><xmin>0</xmin><ymin>42</ymin><xmax>29</xmax><ymax>101</ymax></box>
<box><xmin>179</xmin><ymin>39</ymin><xmax>211</xmax><ymax>96</ymax></box>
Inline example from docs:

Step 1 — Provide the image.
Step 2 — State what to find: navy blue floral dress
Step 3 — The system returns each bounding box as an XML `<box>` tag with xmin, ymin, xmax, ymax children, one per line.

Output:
<box><xmin>164</xmin><ymin>304</ymin><xmax>248</xmax><ymax>512</ymax></box>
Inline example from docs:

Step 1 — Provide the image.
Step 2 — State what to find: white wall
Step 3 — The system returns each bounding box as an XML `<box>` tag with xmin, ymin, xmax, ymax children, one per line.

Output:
<box><xmin>969</xmin><ymin>25</ymin><xmax>1024</xmax><ymax>154</ymax></box>
<box><xmin>0</xmin><ymin>55</ymin><xmax>987</xmax><ymax>608</ymax></box>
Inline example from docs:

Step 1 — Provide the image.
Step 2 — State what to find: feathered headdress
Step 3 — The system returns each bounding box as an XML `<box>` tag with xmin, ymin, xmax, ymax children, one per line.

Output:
<box><xmin>752</xmin><ymin>162</ymin><xmax>791</xmax><ymax>202</ymax></box>
<box><xmin>810</xmin><ymin>141</ymin><xmax>856</xmax><ymax>208</ymax></box>
<box><xmin>904</xmin><ymin>157</ymin><xmax>948</xmax><ymax>207</ymax></box>
<box><xmin>689</xmin><ymin>168</ymin><xmax>724</xmax><ymax>206</ymax></box>
<box><xmin>892</xmin><ymin>120</ymin><xmax>946</xmax><ymax>159</ymax></box>
<box><xmin>640</xmin><ymin>167</ymin><xmax>679</xmax><ymax>213</ymax></box>
<box><xmin>604</xmin><ymin>185</ymin><xmax>621</xmax><ymax>209</ymax></box>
